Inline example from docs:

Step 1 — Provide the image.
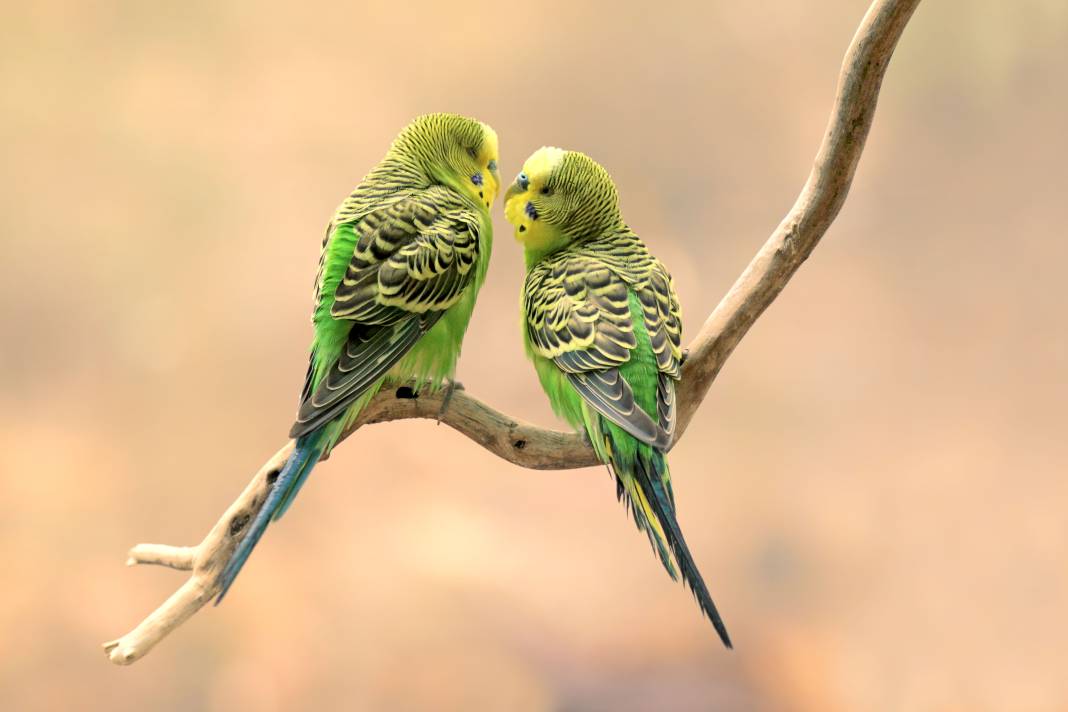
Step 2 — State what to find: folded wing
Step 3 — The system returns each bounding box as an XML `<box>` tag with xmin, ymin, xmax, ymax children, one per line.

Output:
<box><xmin>525</xmin><ymin>255</ymin><xmax>682</xmax><ymax>450</ymax></box>
<box><xmin>291</xmin><ymin>190</ymin><xmax>481</xmax><ymax>438</ymax></box>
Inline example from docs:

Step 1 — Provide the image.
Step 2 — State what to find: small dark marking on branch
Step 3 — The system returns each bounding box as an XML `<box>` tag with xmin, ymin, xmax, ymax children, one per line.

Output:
<box><xmin>229</xmin><ymin>514</ymin><xmax>250</xmax><ymax>537</ymax></box>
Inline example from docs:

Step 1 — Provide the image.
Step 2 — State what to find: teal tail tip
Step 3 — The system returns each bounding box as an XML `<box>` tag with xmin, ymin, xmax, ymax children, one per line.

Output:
<box><xmin>632</xmin><ymin>452</ymin><xmax>734</xmax><ymax>650</ymax></box>
<box><xmin>685</xmin><ymin>564</ymin><xmax>733</xmax><ymax>650</ymax></box>
<box><xmin>686</xmin><ymin>565</ymin><xmax>732</xmax><ymax>649</ymax></box>
<box><xmin>213</xmin><ymin>436</ymin><xmax>322</xmax><ymax>605</ymax></box>
<box><xmin>712</xmin><ymin>613</ymin><xmax>733</xmax><ymax>650</ymax></box>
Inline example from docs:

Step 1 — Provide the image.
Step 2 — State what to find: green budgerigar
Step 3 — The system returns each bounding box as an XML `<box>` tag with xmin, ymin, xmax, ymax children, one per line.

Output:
<box><xmin>505</xmin><ymin>147</ymin><xmax>731</xmax><ymax>647</ymax></box>
<box><xmin>217</xmin><ymin>113</ymin><xmax>500</xmax><ymax>601</ymax></box>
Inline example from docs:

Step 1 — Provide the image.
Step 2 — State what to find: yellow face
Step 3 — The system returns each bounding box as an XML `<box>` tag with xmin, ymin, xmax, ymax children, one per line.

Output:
<box><xmin>504</xmin><ymin>146</ymin><xmax>566</xmax><ymax>252</ymax></box>
<box><xmin>468</xmin><ymin>124</ymin><xmax>500</xmax><ymax>211</ymax></box>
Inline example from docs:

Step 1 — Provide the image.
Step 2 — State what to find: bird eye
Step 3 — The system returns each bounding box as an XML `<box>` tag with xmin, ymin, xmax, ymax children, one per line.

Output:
<box><xmin>466</xmin><ymin>146</ymin><xmax>478</xmax><ymax>159</ymax></box>
<box><xmin>541</xmin><ymin>186</ymin><xmax>553</xmax><ymax>196</ymax></box>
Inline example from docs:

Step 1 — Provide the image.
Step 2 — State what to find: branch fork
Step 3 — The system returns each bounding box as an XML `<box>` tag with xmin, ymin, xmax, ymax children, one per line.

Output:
<box><xmin>103</xmin><ymin>443</ymin><xmax>294</xmax><ymax>664</ymax></box>
<box><xmin>105</xmin><ymin>0</ymin><xmax>922</xmax><ymax>665</ymax></box>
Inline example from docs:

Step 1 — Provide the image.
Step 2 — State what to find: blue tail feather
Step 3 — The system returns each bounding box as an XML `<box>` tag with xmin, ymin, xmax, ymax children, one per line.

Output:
<box><xmin>636</xmin><ymin>451</ymin><xmax>733</xmax><ymax>649</ymax></box>
<box><xmin>271</xmin><ymin>435</ymin><xmax>323</xmax><ymax>521</ymax></box>
<box><xmin>214</xmin><ymin>433</ymin><xmax>324</xmax><ymax>604</ymax></box>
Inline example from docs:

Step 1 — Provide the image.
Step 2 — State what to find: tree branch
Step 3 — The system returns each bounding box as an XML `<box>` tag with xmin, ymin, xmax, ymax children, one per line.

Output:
<box><xmin>104</xmin><ymin>0</ymin><xmax>922</xmax><ymax>665</ymax></box>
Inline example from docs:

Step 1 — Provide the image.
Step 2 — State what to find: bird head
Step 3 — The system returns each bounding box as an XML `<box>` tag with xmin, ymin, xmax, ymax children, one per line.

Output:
<box><xmin>504</xmin><ymin>147</ymin><xmax>622</xmax><ymax>261</ymax></box>
<box><xmin>395</xmin><ymin>113</ymin><xmax>499</xmax><ymax>211</ymax></box>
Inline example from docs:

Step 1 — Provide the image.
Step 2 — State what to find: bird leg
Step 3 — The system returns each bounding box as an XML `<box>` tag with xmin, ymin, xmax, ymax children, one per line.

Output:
<box><xmin>436</xmin><ymin>379</ymin><xmax>464</xmax><ymax>423</ymax></box>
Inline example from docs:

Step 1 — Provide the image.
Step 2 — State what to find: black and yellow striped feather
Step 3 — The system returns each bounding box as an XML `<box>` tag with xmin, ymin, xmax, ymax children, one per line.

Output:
<box><xmin>524</xmin><ymin>230</ymin><xmax>682</xmax><ymax>449</ymax></box>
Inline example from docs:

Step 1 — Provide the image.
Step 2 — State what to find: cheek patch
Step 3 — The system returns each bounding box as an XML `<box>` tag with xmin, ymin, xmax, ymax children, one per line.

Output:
<box><xmin>525</xmin><ymin>201</ymin><xmax>538</xmax><ymax>220</ymax></box>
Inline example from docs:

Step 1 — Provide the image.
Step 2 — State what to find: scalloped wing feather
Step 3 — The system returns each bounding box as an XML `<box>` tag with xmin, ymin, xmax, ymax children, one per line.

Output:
<box><xmin>291</xmin><ymin>189</ymin><xmax>481</xmax><ymax>438</ymax></box>
<box><xmin>525</xmin><ymin>250</ymin><xmax>677</xmax><ymax>449</ymax></box>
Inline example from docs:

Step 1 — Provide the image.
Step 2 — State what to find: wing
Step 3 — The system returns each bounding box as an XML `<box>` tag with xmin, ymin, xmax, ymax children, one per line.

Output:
<box><xmin>638</xmin><ymin>261</ymin><xmax>683</xmax><ymax>443</ymax></box>
<box><xmin>290</xmin><ymin>191</ymin><xmax>481</xmax><ymax>438</ymax></box>
<box><xmin>525</xmin><ymin>255</ymin><xmax>677</xmax><ymax>450</ymax></box>
<box><xmin>329</xmin><ymin>194</ymin><xmax>480</xmax><ymax>322</ymax></box>
<box><xmin>637</xmin><ymin>262</ymin><xmax>683</xmax><ymax>379</ymax></box>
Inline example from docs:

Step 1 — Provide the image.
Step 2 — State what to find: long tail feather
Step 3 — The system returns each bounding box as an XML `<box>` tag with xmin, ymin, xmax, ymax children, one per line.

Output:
<box><xmin>638</xmin><ymin>454</ymin><xmax>732</xmax><ymax>648</ymax></box>
<box><xmin>608</xmin><ymin>432</ymin><xmax>733</xmax><ymax>649</ymax></box>
<box><xmin>214</xmin><ymin>433</ymin><xmax>325</xmax><ymax>604</ymax></box>
<box><xmin>617</xmin><ymin>466</ymin><xmax>678</xmax><ymax>581</ymax></box>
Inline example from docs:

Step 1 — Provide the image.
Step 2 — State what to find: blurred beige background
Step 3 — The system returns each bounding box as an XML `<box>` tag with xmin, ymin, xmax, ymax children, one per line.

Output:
<box><xmin>2</xmin><ymin>1</ymin><xmax>1067</xmax><ymax>710</ymax></box>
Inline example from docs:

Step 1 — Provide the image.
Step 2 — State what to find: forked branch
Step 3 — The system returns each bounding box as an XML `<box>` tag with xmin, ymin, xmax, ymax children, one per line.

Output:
<box><xmin>104</xmin><ymin>0</ymin><xmax>922</xmax><ymax>665</ymax></box>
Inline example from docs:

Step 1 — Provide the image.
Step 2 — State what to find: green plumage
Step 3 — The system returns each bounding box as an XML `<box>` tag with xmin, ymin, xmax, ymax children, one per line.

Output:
<box><xmin>508</xmin><ymin>148</ymin><xmax>732</xmax><ymax>647</ymax></box>
<box><xmin>217</xmin><ymin>113</ymin><xmax>499</xmax><ymax>601</ymax></box>
<box><xmin>296</xmin><ymin>114</ymin><xmax>498</xmax><ymax>444</ymax></box>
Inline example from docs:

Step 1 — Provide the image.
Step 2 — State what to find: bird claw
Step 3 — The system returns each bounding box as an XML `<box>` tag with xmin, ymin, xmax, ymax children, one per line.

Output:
<box><xmin>437</xmin><ymin>380</ymin><xmax>463</xmax><ymax>423</ymax></box>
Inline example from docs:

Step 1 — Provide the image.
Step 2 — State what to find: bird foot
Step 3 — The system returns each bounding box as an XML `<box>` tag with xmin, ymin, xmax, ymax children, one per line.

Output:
<box><xmin>437</xmin><ymin>379</ymin><xmax>464</xmax><ymax>423</ymax></box>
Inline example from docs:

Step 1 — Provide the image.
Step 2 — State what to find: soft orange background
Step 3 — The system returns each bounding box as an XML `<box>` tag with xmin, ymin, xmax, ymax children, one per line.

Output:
<box><xmin>2</xmin><ymin>2</ymin><xmax>1067</xmax><ymax>710</ymax></box>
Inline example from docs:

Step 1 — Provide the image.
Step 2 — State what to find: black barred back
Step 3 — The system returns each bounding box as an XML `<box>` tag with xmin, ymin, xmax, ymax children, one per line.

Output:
<box><xmin>292</xmin><ymin>185</ymin><xmax>484</xmax><ymax>439</ymax></box>
<box><xmin>313</xmin><ymin>113</ymin><xmax>491</xmax><ymax>312</ymax></box>
<box><xmin>526</xmin><ymin>226</ymin><xmax>683</xmax><ymax>378</ymax></box>
<box><xmin>331</xmin><ymin>187</ymin><xmax>480</xmax><ymax>323</ymax></box>
<box><xmin>523</xmin><ymin>226</ymin><xmax>683</xmax><ymax>448</ymax></box>
<box><xmin>312</xmin><ymin>157</ymin><xmax>427</xmax><ymax>311</ymax></box>
<box><xmin>525</xmin><ymin>256</ymin><xmax>635</xmax><ymax>371</ymax></box>
<box><xmin>294</xmin><ymin>114</ymin><xmax>493</xmax><ymax>438</ymax></box>
<box><xmin>545</xmin><ymin>153</ymin><xmax>621</xmax><ymax>240</ymax></box>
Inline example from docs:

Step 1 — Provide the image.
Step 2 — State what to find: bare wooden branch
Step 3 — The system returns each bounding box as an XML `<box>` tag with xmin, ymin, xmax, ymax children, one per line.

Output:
<box><xmin>673</xmin><ymin>0</ymin><xmax>922</xmax><ymax>439</ymax></box>
<box><xmin>351</xmin><ymin>386</ymin><xmax>598</xmax><ymax>469</ymax></box>
<box><xmin>104</xmin><ymin>0</ymin><xmax>921</xmax><ymax>665</ymax></box>
<box><xmin>103</xmin><ymin>443</ymin><xmax>294</xmax><ymax>664</ymax></box>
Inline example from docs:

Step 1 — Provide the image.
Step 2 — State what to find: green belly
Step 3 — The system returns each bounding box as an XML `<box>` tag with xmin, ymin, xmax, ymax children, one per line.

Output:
<box><xmin>387</xmin><ymin>282</ymin><xmax>478</xmax><ymax>390</ymax></box>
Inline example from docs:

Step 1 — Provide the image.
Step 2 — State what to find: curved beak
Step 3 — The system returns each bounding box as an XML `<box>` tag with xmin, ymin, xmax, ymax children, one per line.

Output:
<box><xmin>504</xmin><ymin>182</ymin><xmax>522</xmax><ymax>205</ymax></box>
<box><xmin>505</xmin><ymin>173</ymin><xmax>529</xmax><ymax>206</ymax></box>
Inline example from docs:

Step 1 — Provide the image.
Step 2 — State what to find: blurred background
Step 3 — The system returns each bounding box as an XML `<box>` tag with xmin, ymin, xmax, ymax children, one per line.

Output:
<box><xmin>2</xmin><ymin>1</ymin><xmax>1067</xmax><ymax>710</ymax></box>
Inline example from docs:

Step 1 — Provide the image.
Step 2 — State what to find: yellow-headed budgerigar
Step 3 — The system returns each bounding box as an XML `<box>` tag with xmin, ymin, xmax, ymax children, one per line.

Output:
<box><xmin>504</xmin><ymin>148</ymin><xmax>731</xmax><ymax>647</ymax></box>
<box><xmin>217</xmin><ymin>113</ymin><xmax>500</xmax><ymax>601</ymax></box>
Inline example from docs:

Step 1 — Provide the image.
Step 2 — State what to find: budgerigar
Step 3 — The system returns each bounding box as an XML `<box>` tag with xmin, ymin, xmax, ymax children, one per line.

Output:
<box><xmin>505</xmin><ymin>148</ymin><xmax>731</xmax><ymax>647</ymax></box>
<box><xmin>217</xmin><ymin>113</ymin><xmax>500</xmax><ymax>601</ymax></box>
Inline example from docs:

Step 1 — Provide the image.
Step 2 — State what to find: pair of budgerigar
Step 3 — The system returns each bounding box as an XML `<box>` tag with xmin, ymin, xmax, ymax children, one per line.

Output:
<box><xmin>215</xmin><ymin>113</ymin><xmax>731</xmax><ymax>648</ymax></box>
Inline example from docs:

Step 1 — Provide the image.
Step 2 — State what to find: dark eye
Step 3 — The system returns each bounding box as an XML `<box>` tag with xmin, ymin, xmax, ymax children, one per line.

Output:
<box><xmin>541</xmin><ymin>186</ymin><xmax>553</xmax><ymax>196</ymax></box>
<box><xmin>466</xmin><ymin>146</ymin><xmax>478</xmax><ymax>159</ymax></box>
